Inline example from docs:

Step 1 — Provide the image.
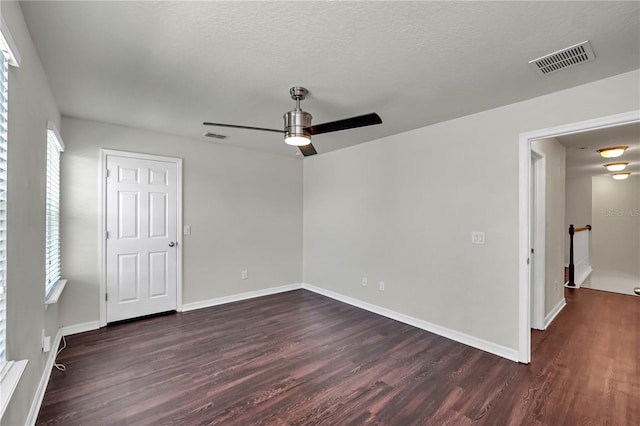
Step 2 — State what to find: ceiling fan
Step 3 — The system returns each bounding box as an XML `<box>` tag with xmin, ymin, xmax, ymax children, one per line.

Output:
<box><xmin>203</xmin><ymin>87</ymin><xmax>382</xmax><ymax>156</ymax></box>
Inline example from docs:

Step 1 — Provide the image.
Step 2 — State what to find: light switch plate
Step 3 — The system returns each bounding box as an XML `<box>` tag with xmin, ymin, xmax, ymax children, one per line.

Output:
<box><xmin>183</xmin><ymin>225</ymin><xmax>191</xmax><ymax>235</ymax></box>
<box><xmin>472</xmin><ymin>231</ymin><xmax>485</xmax><ymax>244</ymax></box>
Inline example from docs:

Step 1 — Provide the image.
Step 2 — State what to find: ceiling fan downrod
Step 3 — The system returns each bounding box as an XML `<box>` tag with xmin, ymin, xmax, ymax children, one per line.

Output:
<box><xmin>290</xmin><ymin>86</ymin><xmax>307</xmax><ymax>108</ymax></box>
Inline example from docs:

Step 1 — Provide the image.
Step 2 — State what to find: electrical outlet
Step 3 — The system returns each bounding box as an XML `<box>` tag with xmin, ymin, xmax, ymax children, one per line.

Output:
<box><xmin>362</xmin><ymin>277</ymin><xmax>367</xmax><ymax>287</ymax></box>
<box><xmin>241</xmin><ymin>270</ymin><xmax>248</xmax><ymax>280</ymax></box>
<box><xmin>379</xmin><ymin>281</ymin><xmax>385</xmax><ymax>291</ymax></box>
<box><xmin>42</xmin><ymin>330</ymin><xmax>51</xmax><ymax>353</ymax></box>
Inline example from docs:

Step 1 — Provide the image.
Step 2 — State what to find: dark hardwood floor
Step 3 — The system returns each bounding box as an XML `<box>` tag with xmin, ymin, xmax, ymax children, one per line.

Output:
<box><xmin>36</xmin><ymin>288</ymin><xmax>638</xmax><ymax>425</ymax></box>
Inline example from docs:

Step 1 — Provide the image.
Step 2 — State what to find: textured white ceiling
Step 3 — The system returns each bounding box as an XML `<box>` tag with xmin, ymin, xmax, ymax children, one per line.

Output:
<box><xmin>558</xmin><ymin>122</ymin><xmax>640</xmax><ymax>179</ymax></box>
<box><xmin>20</xmin><ymin>1</ymin><xmax>640</xmax><ymax>157</ymax></box>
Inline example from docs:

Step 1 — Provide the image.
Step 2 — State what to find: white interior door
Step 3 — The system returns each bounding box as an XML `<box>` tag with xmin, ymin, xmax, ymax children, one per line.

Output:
<box><xmin>530</xmin><ymin>150</ymin><xmax>546</xmax><ymax>330</ymax></box>
<box><xmin>105</xmin><ymin>155</ymin><xmax>178</xmax><ymax>322</ymax></box>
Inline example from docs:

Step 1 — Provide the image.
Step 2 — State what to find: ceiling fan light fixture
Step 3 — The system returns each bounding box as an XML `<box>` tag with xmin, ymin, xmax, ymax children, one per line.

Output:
<box><xmin>284</xmin><ymin>134</ymin><xmax>311</xmax><ymax>146</ymax></box>
<box><xmin>611</xmin><ymin>172</ymin><xmax>631</xmax><ymax>180</ymax></box>
<box><xmin>283</xmin><ymin>102</ymin><xmax>312</xmax><ymax>147</ymax></box>
<box><xmin>603</xmin><ymin>162</ymin><xmax>628</xmax><ymax>172</ymax></box>
<box><xmin>598</xmin><ymin>146</ymin><xmax>628</xmax><ymax>158</ymax></box>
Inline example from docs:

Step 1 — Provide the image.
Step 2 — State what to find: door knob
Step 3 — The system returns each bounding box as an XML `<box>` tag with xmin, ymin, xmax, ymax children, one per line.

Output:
<box><xmin>168</xmin><ymin>242</ymin><xmax>175</xmax><ymax>247</ymax></box>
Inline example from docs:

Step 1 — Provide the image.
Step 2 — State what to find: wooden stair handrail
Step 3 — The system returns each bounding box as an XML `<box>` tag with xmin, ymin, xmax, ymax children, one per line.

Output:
<box><xmin>574</xmin><ymin>225</ymin><xmax>592</xmax><ymax>233</ymax></box>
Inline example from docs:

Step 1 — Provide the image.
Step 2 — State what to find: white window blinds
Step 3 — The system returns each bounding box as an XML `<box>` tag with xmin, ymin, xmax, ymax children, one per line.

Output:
<box><xmin>0</xmin><ymin>49</ymin><xmax>8</xmax><ymax>364</ymax></box>
<box><xmin>45</xmin><ymin>125</ymin><xmax>63</xmax><ymax>297</ymax></box>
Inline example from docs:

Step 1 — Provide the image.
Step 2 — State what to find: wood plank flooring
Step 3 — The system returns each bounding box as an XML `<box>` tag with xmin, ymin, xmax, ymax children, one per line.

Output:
<box><xmin>36</xmin><ymin>288</ymin><xmax>639</xmax><ymax>425</ymax></box>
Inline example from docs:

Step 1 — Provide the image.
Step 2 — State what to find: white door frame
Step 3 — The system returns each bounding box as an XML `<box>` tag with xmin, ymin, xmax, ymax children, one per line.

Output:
<box><xmin>99</xmin><ymin>149</ymin><xmax>183</xmax><ymax>327</ymax></box>
<box><xmin>518</xmin><ymin>110</ymin><xmax>640</xmax><ymax>363</ymax></box>
<box><xmin>530</xmin><ymin>147</ymin><xmax>546</xmax><ymax>331</ymax></box>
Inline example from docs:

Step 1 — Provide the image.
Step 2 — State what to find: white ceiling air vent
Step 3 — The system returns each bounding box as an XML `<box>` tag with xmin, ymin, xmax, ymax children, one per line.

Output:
<box><xmin>204</xmin><ymin>132</ymin><xmax>227</xmax><ymax>139</ymax></box>
<box><xmin>529</xmin><ymin>41</ymin><xmax>595</xmax><ymax>76</ymax></box>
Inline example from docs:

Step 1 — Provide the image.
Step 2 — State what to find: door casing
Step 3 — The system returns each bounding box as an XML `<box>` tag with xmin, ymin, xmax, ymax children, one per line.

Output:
<box><xmin>518</xmin><ymin>110</ymin><xmax>640</xmax><ymax>363</ymax></box>
<box><xmin>100</xmin><ymin>149</ymin><xmax>183</xmax><ymax>326</ymax></box>
<box><xmin>530</xmin><ymin>148</ymin><xmax>546</xmax><ymax>331</ymax></box>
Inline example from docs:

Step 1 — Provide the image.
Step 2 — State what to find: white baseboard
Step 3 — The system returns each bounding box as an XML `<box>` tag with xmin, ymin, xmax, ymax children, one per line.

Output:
<box><xmin>25</xmin><ymin>330</ymin><xmax>63</xmax><ymax>426</ymax></box>
<box><xmin>544</xmin><ymin>298</ymin><xmax>567</xmax><ymax>329</ymax></box>
<box><xmin>182</xmin><ymin>283</ymin><xmax>303</xmax><ymax>312</ymax></box>
<box><xmin>301</xmin><ymin>283</ymin><xmax>519</xmax><ymax>362</ymax></box>
<box><xmin>564</xmin><ymin>266</ymin><xmax>593</xmax><ymax>289</ymax></box>
<box><xmin>576</xmin><ymin>266</ymin><xmax>593</xmax><ymax>287</ymax></box>
<box><xmin>26</xmin><ymin>320</ymin><xmax>105</xmax><ymax>425</ymax></box>
<box><xmin>61</xmin><ymin>321</ymin><xmax>100</xmax><ymax>336</ymax></box>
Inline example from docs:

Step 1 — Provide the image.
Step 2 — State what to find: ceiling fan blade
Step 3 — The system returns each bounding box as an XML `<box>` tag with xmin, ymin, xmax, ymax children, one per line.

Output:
<box><xmin>298</xmin><ymin>143</ymin><xmax>318</xmax><ymax>157</ymax></box>
<box><xmin>203</xmin><ymin>122</ymin><xmax>284</xmax><ymax>134</ymax></box>
<box><xmin>305</xmin><ymin>113</ymin><xmax>382</xmax><ymax>135</ymax></box>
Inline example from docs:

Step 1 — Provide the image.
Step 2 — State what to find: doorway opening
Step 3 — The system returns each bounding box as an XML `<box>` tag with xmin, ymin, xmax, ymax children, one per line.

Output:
<box><xmin>518</xmin><ymin>110</ymin><xmax>640</xmax><ymax>363</ymax></box>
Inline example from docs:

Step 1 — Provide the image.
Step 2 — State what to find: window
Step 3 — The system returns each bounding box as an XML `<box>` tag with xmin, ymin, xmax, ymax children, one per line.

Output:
<box><xmin>45</xmin><ymin>124</ymin><xmax>63</xmax><ymax>297</ymax></box>
<box><xmin>0</xmin><ymin>46</ymin><xmax>7</xmax><ymax>367</ymax></box>
<box><xmin>0</xmin><ymin>16</ymin><xmax>26</xmax><ymax>418</ymax></box>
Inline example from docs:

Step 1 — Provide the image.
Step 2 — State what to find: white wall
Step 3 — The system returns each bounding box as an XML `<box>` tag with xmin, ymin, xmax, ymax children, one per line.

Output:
<box><xmin>303</xmin><ymin>70</ymin><xmax>640</xmax><ymax>353</ymax></box>
<box><xmin>531</xmin><ymin>138</ymin><xmax>565</xmax><ymax>316</ymax></box>
<box><xmin>590</xmin><ymin>175</ymin><xmax>640</xmax><ymax>295</ymax></box>
<box><xmin>59</xmin><ymin>117</ymin><xmax>303</xmax><ymax>327</ymax></box>
<box><xmin>565</xmin><ymin>176</ymin><xmax>592</xmax><ymax>263</ymax></box>
<box><xmin>1</xmin><ymin>2</ymin><xmax>62</xmax><ymax>424</ymax></box>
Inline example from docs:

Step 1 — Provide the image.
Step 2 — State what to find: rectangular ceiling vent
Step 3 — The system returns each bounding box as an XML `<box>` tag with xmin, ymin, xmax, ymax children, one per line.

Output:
<box><xmin>204</xmin><ymin>132</ymin><xmax>228</xmax><ymax>140</ymax></box>
<box><xmin>529</xmin><ymin>41</ymin><xmax>595</xmax><ymax>76</ymax></box>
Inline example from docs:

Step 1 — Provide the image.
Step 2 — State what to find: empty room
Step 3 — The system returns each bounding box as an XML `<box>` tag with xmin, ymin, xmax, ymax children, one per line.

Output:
<box><xmin>0</xmin><ymin>1</ymin><xmax>638</xmax><ymax>425</ymax></box>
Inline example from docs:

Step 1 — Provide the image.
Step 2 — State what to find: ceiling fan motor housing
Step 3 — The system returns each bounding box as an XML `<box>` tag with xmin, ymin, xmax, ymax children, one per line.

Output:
<box><xmin>284</xmin><ymin>109</ymin><xmax>312</xmax><ymax>139</ymax></box>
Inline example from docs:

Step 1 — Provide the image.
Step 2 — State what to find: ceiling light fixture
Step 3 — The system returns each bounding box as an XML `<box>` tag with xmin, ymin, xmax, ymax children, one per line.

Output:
<box><xmin>598</xmin><ymin>146</ymin><xmax>628</xmax><ymax>158</ymax></box>
<box><xmin>611</xmin><ymin>172</ymin><xmax>631</xmax><ymax>180</ymax></box>
<box><xmin>603</xmin><ymin>162</ymin><xmax>629</xmax><ymax>172</ymax></box>
<box><xmin>284</xmin><ymin>133</ymin><xmax>311</xmax><ymax>146</ymax></box>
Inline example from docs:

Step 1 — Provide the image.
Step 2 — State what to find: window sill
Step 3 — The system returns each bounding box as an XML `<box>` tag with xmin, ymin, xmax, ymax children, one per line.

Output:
<box><xmin>45</xmin><ymin>278</ymin><xmax>67</xmax><ymax>305</ymax></box>
<box><xmin>0</xmin><ymin>359</ymin><xmax>28</xmax><ymax>418</ymax></box>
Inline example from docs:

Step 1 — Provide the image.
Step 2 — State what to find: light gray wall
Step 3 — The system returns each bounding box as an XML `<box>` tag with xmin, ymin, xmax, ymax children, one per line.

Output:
<box><xmin>303</xmin><ymin>70</ymin><xmax>640</xmax><ymax>351</ymax></box>
<box><xmin>59</xmin><ymin>117</ymin><xmax>303</xmax><ymax>327</ymax></box>
<box><xmin>565</xmin><ymin>176</ymin><xmax>592</xmax><ymax>263</ymax></box>
<box><xmin>531</xmin><ymin>138</ymin><xmax>565</xmax><ymax>315</ymax></box>
<box><xmin>590</xmin><ymin>175</ymin><xmax>640</xmax><ymax>295</ymax></box>
<box><xmin>2</xmin><ymin>2</ymin><xmax>62</xmax><ymax>424</ymax></box>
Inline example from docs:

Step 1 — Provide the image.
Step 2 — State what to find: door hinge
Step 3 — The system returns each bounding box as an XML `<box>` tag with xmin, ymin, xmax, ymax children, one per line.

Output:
<box><xmin>105</xmin><ymin>231</ymin><xmax>109</xmax><ymax>240</ymax></box>
<box><xmin>527</xmin><ymin>258</ymin><xmax>530</xmax><ymax>265</ymax></box>
<box><xmin>105</xmin><ymin>169</ymin><xmax>110</xmax><ymax>178</ymax></box>
<box><xmin>105</xmin><ymin>293</ymin><xmax>108</xmax><ymax>301</ymax></box>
